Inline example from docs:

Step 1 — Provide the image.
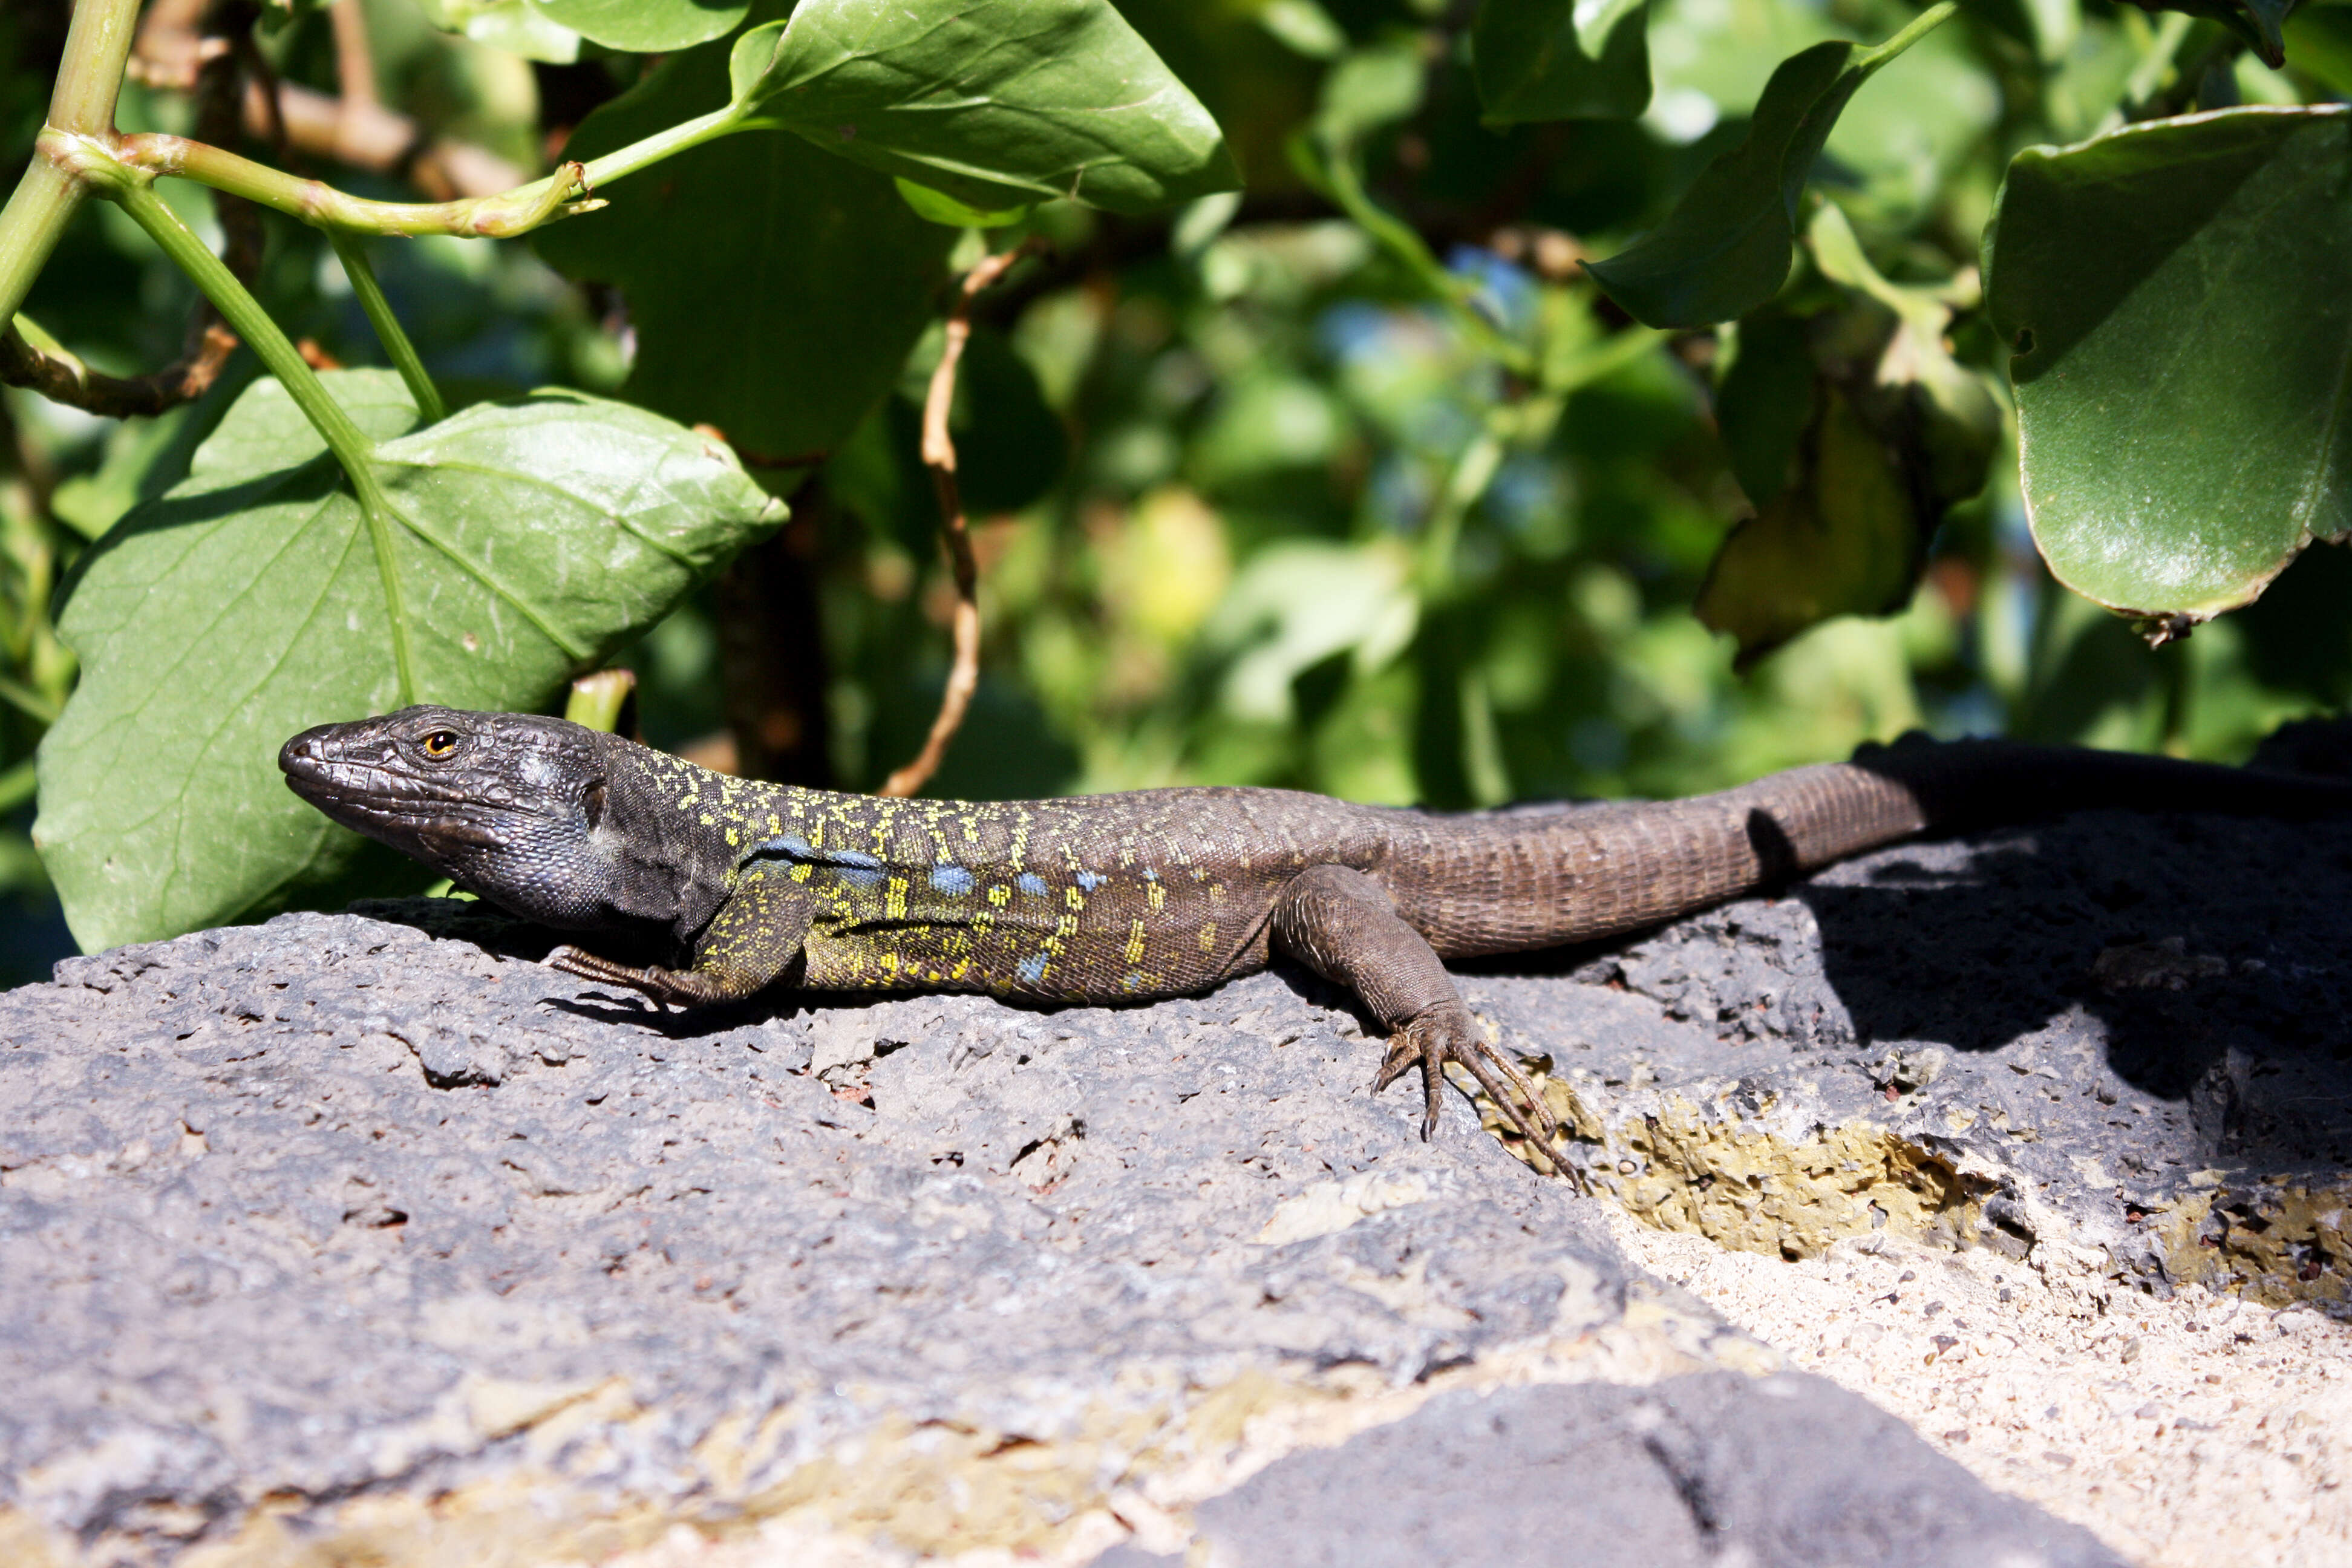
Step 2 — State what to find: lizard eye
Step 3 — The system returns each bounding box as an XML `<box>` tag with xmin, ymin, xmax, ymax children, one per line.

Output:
<box><xmin>421</xmin><ymin>731</ymin><xmax>460</xmax><ymax>759</ymax></box>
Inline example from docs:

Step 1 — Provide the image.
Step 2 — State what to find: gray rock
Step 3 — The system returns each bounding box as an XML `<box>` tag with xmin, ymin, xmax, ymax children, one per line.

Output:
<box><xmin>1185</xmin><ymin>1373</ymin><xmax>2125</xmax><ymax>1568</ymax></box>
<box><xmin>12</xmin><ymin>788</ymin><xmax>2330</xmax><ymax>1563</ymax></box>
<box><xmin>1459</xmin><ymin>805</ymin><xmax>2352</xmax><ymax>1306</ymax></box>
<box><xmin>0</xmin><ymin>900</ymin><xmax>1695</xmax><ymax>1564</ymax></box>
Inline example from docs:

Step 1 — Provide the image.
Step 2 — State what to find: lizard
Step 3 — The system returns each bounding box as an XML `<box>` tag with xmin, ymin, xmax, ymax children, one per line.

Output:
<box><xmin>279</xmin><ymin>705</ymin><xmax>2352</xmax><ymax>1171</ymax></box>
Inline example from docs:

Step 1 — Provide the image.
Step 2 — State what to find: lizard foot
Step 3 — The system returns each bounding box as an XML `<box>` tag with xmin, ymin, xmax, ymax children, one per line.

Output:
<box><xmin>546</xmin><ymin>946</ymin><xmax>727</xmax><ymax>1008</ymax></box>
<box><xmin>1373</xmin><ymin>1004</ymin><xmax>1561</xmax><ymax>1174</ymax></box>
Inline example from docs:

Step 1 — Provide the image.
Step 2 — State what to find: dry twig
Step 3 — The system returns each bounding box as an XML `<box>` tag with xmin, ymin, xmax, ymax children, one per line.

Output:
<box><xmin>0</xmin><ymin>322</ymin><xmax>240</xmax><ymax>419</ymax></box>
<box><xmin>877</xmin><ymin>240</ymin><xmax>1042</xmax><ymax>799</ymax></box>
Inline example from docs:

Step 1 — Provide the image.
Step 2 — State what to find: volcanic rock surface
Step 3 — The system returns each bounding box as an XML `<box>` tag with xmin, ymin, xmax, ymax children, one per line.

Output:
<box><xmin>8</xmin><ymin>780</ymin><xmax>2350</xmax><ymax>1566</ymax></box>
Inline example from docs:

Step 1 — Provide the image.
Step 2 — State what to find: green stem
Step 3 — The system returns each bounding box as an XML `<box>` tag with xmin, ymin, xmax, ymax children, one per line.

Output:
<box><xmin>1855</xmin><ymin>0</ymin><xmax>1962</xmax><ymax>76</ymax></box>
<box><xmin>0</xmin><ymin>160</ymin><xmax>85</xmax><ymax>336</ymax></box>
<box><xmin>328</xmin><ymin>230</ymin><xmax>445</xmax><ymax>424</ymax></box>
<box><xmin>2123</xmin><ymin>12</ymin><xmax>2196</xmax><ymax>110</ymax></box>
<box><xmin>578</xmin><ymin>105</ymin><xmax>743</xmax><ymax>192</ymax></box>
<box><xmin>1306</xmin><ymin>140</ymin><xmax>1535</xmax><ymax>378</ymax></box>
<box><xmin>109</xmin><ymin>178</ymin><xmax>418</xmax><ymax>705</ymax></box>
<box><xmin>113</xmin><ymin>134</ymin><xmax>595</xmax><ymax>238</ymax></box>
<box><xmin>107</xmin><ymin>103</ymin><xmax>743</xmax><ymax>240</ymax></box>
<box><xmin>0</xmin><ymin>674</ymin><xmax>61</xmax><ymax>728</ymax></box>
<box><xmin>0</xmin><ymin>0</ymin><xmax>142</xmax><ymax>325</ymax></box>
<box><xmin>564</xmin><ymin>668</ymin><xmax>636</xmax><ymax>733</ymax></box>
<box><xmin>47</xmin><ymin>0</ymin><xmax>140</xmax><ymax>136</ymax></box>
<box><xmin>1419</xmin><ymin>416</ymin><xmax>1508</xmax><ymax>593</ymax></box>
<box><xmin>109</xmin><ymin>178</ymin><xmax>375</xmax><ymax>477</ymax></box>
<box><xmin>0</xmin><ymin>756</ymin><xmax>35</xmax><ymax>816</ymax></box>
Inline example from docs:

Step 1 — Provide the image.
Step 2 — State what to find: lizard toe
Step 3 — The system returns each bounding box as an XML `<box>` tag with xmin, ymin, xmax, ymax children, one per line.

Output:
<box><xmin>1371</xmin><ymin>1007</ymin><xmax>1562</xmax><ymax>1174</ymax></box>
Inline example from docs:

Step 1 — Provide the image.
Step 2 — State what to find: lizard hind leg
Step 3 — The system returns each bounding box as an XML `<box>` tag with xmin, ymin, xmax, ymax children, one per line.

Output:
<box><xmin>1270</xmin><ymin>864</ymin><xmax>1561</xmax><ymax>1172</ymax></box>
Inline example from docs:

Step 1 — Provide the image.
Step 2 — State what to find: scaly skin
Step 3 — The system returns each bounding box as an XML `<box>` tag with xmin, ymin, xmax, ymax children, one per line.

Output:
<box><xmin>279</xmin><ymin>707</ymin><xmax>2352</xmax><ymax>1169</ymax></box>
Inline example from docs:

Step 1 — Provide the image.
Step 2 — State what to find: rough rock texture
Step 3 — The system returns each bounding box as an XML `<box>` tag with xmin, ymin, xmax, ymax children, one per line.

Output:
<box><xmin>1101</xmin><ymin>1372</ymin><xmax>2121</xmax><ymax>1568</ymax></box>
<box><xmin>1465</xmin><ymin>806</ymin><xmax>2352</xmax><ymax>1307</ymax></box>
<box><xmin>0</xmin><ymin>883</ymin><xmax>2129</xmax><ymax>1567</ymax></box>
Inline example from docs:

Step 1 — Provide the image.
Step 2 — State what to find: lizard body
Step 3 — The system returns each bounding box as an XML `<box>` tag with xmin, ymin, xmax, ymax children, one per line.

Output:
<box><xmin>279</xmin><ymin>707</ymin><xmax>2352</xmax><ymax>1165</ymax></box>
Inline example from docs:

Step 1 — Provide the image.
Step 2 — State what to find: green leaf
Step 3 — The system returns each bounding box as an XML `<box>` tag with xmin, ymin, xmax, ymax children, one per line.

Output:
<box><xmin>1696</xmin><ymin>384</ymin><xmax>1921</xmax><ymax>662</ymax></box>
<box><xmin>36</xmin><ymin>370</ymin><xmax>784</xmax><ymax>950</ymax></box>
<box><xmin>417</xmin><ymin>0</ymin><xmax>746</xmax><ymax>56</ymax></box>
<box><xmin>895</xmin><ymin>177</ymin><xmax>1034</xmax><ymax>229</ymax></box>
<box><xmin>1470</xmin><ymin>0</ymin><xmax>1651</xmax><ymax>125</ymax></box>
<box><xmin>1806</xmin><ymin>204</ymin><xmax>1999</xmax><ymax>512</ymax></box>
<box><xmin>1985</xmin><ymin>106</ymin><xmax>2352</xmax><ymax>623</ymax></box>
<box><xmin>537</xmin><ymin>0</ymin><xmax>747</xmax><ymax>51</ymax></box>
<box><xmin>1313</xmin><ymin>39</ymin><xmax>1428</xmax><ymax>148</ymax></box>
<box><xmin>2144</xmin><ymin>0</ymin><xmax>2290</xmax><ymax>70</ymax></box>
<box><xmin>412</xmin><ymin>0</ymin><xmax>583</xmax><ymax>63</ymax></box>
<box><xmin>1258</xmin><ymin>0</ymin><xmax>1348</xmax><ymax>60</ymax></box>
<box><xmin>1584</xmin><ymin>41</ymin><xmax>1863</xmax><ymax>327</ymax></box>
<box><xmin>1715</xmin><ymin>310</ymin><xmax>1816</xmax><ymax>506</ymax></box>
<box><xmin>726</xmin><ymin>0</ymin><xmax>1240</xmax><ymax>215</ymax></box>
<box><xmin>537</xmin><ymin>38</ymin><xmax>955</xmax><ymax>461</ymax></box>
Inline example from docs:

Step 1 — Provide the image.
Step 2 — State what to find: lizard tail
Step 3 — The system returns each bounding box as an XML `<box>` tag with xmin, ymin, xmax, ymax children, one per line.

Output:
<box><xmin>1397</xmin><ymin>739</ymin><xmax>2352</xmax><ymax>959</ymax></box>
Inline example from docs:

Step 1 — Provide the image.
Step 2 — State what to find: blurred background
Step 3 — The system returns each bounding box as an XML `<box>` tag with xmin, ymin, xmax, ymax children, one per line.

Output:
<box><xmin>5</xmin><ymin>0</ymin><xmax>2351</xmax><ymax>984</ymax></box>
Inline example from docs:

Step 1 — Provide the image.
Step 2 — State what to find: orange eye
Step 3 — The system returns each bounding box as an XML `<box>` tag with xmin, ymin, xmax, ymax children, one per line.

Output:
<box><xmin>422</xmin><ymin>731</ymin><xmax>459</xmax><ymax>757</ymax></box>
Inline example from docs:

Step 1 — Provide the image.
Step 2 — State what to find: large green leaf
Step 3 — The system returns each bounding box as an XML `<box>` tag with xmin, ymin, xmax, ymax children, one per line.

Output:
<box><xmin>726</xmin><ymin>0</ymin><xmax>1241</xmax><ymax>215</ymax></box>
<box><xmin>1584</xmin><ymin>42</ymin><xmax>1864</xmax><ymax>327</ymax></box>
<box><xmin>36</xmin><ymin>370</ymin><xmax>784</xmax><ymax>950</ymax></box>
<box><xmin>537</xmin><ymin>36</ymin><xmax>955</xmax><ymax>460</ymax></box>
<box><xmin>1986</xmin><ymin>106</ymin><xmax>2352</xmax><ymax>624</ymax></box>
<box><xmin>1470</xmin><ymin>0</ymin><xmax>1651</xmax><ymax>125</ymax></box>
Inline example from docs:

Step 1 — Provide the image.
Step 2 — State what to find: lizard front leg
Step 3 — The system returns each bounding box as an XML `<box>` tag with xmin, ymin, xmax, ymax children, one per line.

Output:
<box><xmin>550</xmin><ymin>864</ymin><xmax>815</xmax><ymax>1008</ymax></box>
<box><xmin>1269</xmin><ymin>864</ymin><xmax>1560</xmax><ymax>1171</ymax></box>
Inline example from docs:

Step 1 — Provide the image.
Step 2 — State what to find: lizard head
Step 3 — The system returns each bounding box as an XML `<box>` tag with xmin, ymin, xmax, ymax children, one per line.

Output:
<box><xmin>279</xmin><ymin>705</ymin><xmax>621</xmax><ymax>928</ymax></box>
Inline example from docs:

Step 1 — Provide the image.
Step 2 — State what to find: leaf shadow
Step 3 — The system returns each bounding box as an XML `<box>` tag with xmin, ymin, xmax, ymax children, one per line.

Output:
<box><xmin>58</xmin><ymin>456</ymin><xmax>347</xmax><ymax>610</ymax></box>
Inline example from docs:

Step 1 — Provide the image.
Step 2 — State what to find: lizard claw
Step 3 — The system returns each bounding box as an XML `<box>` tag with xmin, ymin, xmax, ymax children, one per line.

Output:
<box><xmin>1373</xmin><ymin>1004</ymin><xmax>1562</xmax><ymax>1175</ymax></box>
<box><xmin>547</xmin><ymin>944</ymin><xmax>680</xmax><ymax>1008</ymax></box>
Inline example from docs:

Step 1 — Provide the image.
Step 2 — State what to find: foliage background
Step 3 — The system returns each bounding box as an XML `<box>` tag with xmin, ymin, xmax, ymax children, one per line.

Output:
<box><xmin>4</xmin><ymin>0</ymin><xmax>2350</xmax><ymax>979</ymax></box>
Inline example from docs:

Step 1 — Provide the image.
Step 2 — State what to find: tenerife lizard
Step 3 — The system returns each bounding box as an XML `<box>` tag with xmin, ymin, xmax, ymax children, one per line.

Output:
<box><xmin>280</xmin><ymin>707</ymin><xmax>2352</xmax><ymax>1168</ymax></box>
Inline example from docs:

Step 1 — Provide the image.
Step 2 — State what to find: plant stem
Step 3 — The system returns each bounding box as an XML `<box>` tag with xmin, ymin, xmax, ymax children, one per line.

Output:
<box><xmin>878</xmin><ymin>240</ymin><xmax>1040</xmax><ymax>799</ymax></box>
<box><xmin>0</xmin><ymin>161</ymin><xmax>86</xmax><ymax>335</ymax></box>
<box><xmin>111</xmin><ymin>179</ymin><xmax>421</xmax><ymax>706</ymax></box>
<box><xmin>114</xmin><ymin>134</ymin><xmax>594</xmax><ymax>237</ymax></box>
<box><xmin>1419</xmin><ymin>417</ymin><xmax>1507</xmax><ymax>595</ymax></box>
<box><xmin>0</xmin><ymin>0</ymin><xmax>143</xmax><ymax>326</ymax></box>
<box><xmin>1308</xmin><ymin>141</ymin><xmax>1534</xmax><ymax>378</ymax></box>
<box><xmin>328</xmin><ymin>230</ymin><xmax>444</xmax><ymax>423</ymax></box>
<box><xmin>47</xmin><ymin>0</ymin><xmax>141</xmax><ymax>136</ymax></box>
<box><xmin>1856</xmin><ymin>0</ymin><xmax>1962</xmax><ymax>75</ymax></box>
<box><xmin>577</xmin><ymin>105</ymin><xmax>743</xmax><ymax>192</ymax></box>
<box><xmin>110</xmin><ymin>180</ymin><xmax>374</xmax><ymax>476</ymax></box>
<box><xmin>2122</xmin><ymin>12</ymin><xmax>2196</xmax><ymax>114</ymax></box>
<box><xmin>109</xmin><ymin>103</ymin><xmax>742</xmax><ymax>240</ymax></box>
<box><xmin>565</xmin><ymin>668</ymin><xmax>637</xmax><ymax>733</ymax></box>
<box><xmin>0</xmin><ymin>757</ymin><xmax>35</xmax><ymax>815</ymax></box>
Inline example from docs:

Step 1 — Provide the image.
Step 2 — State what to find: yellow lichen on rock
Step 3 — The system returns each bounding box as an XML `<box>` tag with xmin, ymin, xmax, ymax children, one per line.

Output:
<box><xmin>1506</xmin><ymin>1079</ymin><xmax>1994</xmax><ymax>1261</ymax></box>
<box><xmin>2153</xmin><ymin>1177</ymin><xmax>2352</xmax><ymax>1308</ymax></box>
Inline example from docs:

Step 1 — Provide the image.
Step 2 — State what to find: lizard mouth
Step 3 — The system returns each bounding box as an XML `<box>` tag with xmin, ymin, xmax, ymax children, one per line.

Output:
<box><xmin>279</xmin><ymin>732</ymin><xmax>510</xmax><ymax>848</ymax></box>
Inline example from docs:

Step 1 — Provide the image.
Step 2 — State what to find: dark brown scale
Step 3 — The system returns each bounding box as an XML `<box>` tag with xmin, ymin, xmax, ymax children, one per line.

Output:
<box><xmin>279</xmin><ymin>710</ymin><xmax>2352</xmax><ymax>1175</ymax></box>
